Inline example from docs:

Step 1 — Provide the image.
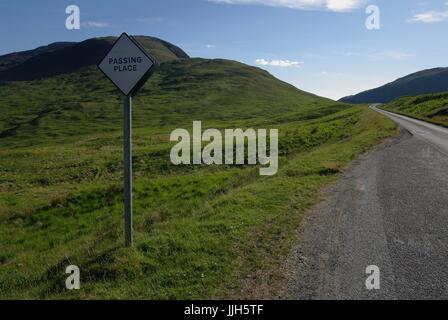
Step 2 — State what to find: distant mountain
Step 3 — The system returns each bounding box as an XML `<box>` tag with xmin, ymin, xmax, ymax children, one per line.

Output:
<box><xmin>340</xmin><ymin>67</ymin><xmax>448</xmax><ymax>104</ymax></box>
<box><xmin>0</xmin><ymin>36</ymin><xmax>189</xmax><ymax>82</ymax></box>
<box><xmin>0</xmin><ymin>42</ymin><xmax>75</xmax><ymax>72</ymax></box>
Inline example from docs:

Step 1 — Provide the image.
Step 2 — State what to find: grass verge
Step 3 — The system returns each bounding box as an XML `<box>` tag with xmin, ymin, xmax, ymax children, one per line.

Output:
<box><xmin>380</xmin><ymin>92</ymin><xmax>448</xmax><ymax>127</ymax></box>
<box><xmin>0</xmin><ymin>105</ymin><xmax>397</xmax><ymax>299</ymax></box>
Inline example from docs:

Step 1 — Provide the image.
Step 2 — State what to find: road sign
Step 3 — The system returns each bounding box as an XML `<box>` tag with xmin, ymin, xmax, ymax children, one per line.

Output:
<box><xmin>98</xmin><ymin>33</ymin><xmax>157</xmax><ymax>96</ymax></box>
<box><xmin>98</xmin><ymin>33</ymin><xmax>158</xmax><ymax>247</ymax></box>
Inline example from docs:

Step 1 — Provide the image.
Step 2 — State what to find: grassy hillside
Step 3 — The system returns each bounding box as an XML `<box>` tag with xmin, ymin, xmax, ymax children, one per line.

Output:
<box><xmin>0</xmin><ymin>58</ymin><xmax>335</xmax><ymax>147</ymax></box>
<box><xmin>381</xmin><ymin>92</ymin><xmax>448</xmax><ymax>127</ymax></box>
<box><xmin>0</xmin><ymin>39</ymin><xmax>398</xmax><ymax>299</ymax></box>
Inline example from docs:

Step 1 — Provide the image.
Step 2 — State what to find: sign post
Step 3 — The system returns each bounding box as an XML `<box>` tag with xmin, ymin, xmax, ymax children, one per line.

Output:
<box><xmin>124</xmin><ymin>95</ymin><xmax>132</xmax><ymax>247</ymax></box>
<box><xmin>98</xmin><ymin>33</ymin><xmax>158</xmax><ymax>247</ymax></box>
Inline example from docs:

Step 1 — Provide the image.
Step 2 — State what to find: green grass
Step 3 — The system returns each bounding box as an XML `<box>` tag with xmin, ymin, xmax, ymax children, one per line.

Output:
<box><xmin>0</xmin><ymin>57</ymin><xmax>398</xmax><ymax>299</ymax></box>
<box><xmin>381</xmin><ymin>92</ymin><xmax>448</xmax><ymax>127</ymax></box>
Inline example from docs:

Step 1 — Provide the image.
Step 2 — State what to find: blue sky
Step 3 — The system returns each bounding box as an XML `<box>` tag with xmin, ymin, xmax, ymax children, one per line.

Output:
<box><xmin>0</xmin><ymin>0</ymin><xmax>447</xmax><ymax>99</ymax></box>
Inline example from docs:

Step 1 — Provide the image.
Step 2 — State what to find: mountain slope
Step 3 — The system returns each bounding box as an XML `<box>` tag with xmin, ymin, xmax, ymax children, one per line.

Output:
<box><xmin>340</xmin><ymin>67</ymin><xmax>448</xmax><ymax>104</ymax></box>
<box><xmin>0</xmin><ymin>49</ymin><xmax>332</xmax><ymax>147</ymax></box>
<box><xmin>0</xmin><ymin>36</ymin><xmax>189</xmax><ymax>82</ymax></box>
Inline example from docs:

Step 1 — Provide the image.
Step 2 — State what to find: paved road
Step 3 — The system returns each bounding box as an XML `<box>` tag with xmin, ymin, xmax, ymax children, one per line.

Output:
<box><xmin>285</xmin><ymin>105</ymin><xmax>448</xmax><ymax>300</ymax></box>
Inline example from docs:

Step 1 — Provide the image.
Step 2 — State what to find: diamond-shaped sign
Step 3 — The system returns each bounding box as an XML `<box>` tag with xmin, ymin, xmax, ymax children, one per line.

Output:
<box><xmin>98</xmin><ymin>33</ymin><xmax>158</xmax><ymax>96</ymax></box>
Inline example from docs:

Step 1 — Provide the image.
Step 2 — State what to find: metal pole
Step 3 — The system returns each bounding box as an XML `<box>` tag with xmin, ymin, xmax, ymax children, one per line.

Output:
<box><xmin>124</xmin><ymin>95</ymin><xmax>133</xmax><ymax>247</ymax></box>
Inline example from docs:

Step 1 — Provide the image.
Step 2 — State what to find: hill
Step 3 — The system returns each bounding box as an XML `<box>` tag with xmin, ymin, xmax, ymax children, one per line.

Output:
<box><xmin>0</xmin><ymin>42</ymin><xmax>75</xmax><ymax>72</ymax></box>
<box><xmin>381</xmin><ymin>92</ymin><xmax>448</xmax><ymax>127</ymax></box>
<box><xmin>0</xmin><ymin>36</ymin><xmax>397</xmax><ymax>299</ymax></box>
<box><xmin>0</xmin><ymin>36</ymin><xmax>189</xmax><ymax>82</ymax></box>
<box><xmin>340</xmin><ymin>67</ymin><xmax>448</xmax><ymax>104</ymax></box>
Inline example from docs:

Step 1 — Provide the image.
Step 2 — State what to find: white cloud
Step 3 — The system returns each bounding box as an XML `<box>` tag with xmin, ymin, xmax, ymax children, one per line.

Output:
<box><xmin>81</xmin><ymin>21</ymin><xmax>110</xmax><ymax>28</ymax></box>
<box><xmin>207</xmin><ymin>0</ymin><xmax>363</xmax><ymax>12</ymax></box>
<box><xmin>206</xmin><ymin>44</ymin><xmax>217</xmax><ymax>48</ymax></box>
<box><xmin>409</xmin><ymin>2</ymin><xmax>448</xmax><ymax>23</ymax></box>
<box><xmin>408</xmin><ymin>10</ymin><xmax>448</xmax><ymax>23</ymax></box>
<box><xmin>255</xmin><ymin>58</ymin><xmax>304</xmax><ymax>67</ymax></box>
<box><xmin>368</xmin><ymin>50</ymin><xmax>415</xmax><ymax>61</ymax></box>
<box><xmin>326</xmin><ymin>0</ymin><xmax>360</xmax><ymax>12</ymax></box>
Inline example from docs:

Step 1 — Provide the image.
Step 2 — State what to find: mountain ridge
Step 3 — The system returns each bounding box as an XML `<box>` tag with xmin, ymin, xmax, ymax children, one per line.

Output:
<box><xmin>0</xmin><ymin>36</ymin><xmax>189</xmax><ymax>82</ymax></box>
<box><xmin>340</xmin><ymin>67</ymin><xmax>448</xmax><ymax>104</ymax></box>
<box><xmin>0</xmin><ymin>42</ymin><xmax>76</xmax><ymax>72</ymax></box>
